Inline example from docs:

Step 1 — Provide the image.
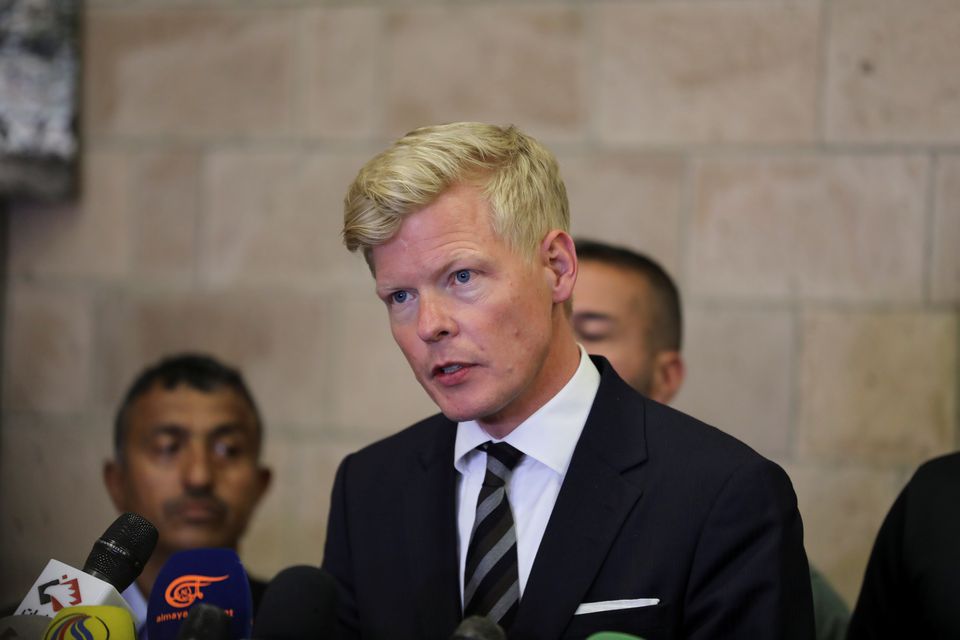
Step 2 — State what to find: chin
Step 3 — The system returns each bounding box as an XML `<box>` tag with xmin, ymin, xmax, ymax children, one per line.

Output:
<box><xmin>435</xmin><ymin>400</ymin><xmax>487</xmax><ymax>424</ymax></box>
<box><xmin>169</xmin><ymin>531</ymin><xmax>231</xmax><ymax>551</ymax></box>
<box><xmin>437</xmin><ymin>398</ymin><xmax>506</xmax><ymax>426</ymax></box>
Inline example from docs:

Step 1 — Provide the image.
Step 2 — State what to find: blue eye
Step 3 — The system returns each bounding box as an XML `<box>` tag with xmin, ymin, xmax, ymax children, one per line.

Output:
<box><xmin>391</xmin><ymin>291</ymin><xmax>409</xmax><ymax>304</ymax></box>
<box><xmin>455</xmin><ymin>270</ymin><xmax>471</xmax><ymax>283</ymax></box>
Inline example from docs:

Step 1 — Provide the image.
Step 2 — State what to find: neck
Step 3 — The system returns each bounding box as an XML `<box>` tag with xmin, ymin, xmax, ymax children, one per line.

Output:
<box><xmin>135</xmin><ymin>550</ymin><xmax>167</xmax><ymax>598</ymax></box>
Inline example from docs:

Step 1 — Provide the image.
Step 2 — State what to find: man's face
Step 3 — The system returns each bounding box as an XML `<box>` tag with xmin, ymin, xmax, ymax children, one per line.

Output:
<box><xmin>104</xmin><ymin>383</ymin><xmax>270</xmax><ymax>555</ymax></box>
<box><xmin>572</xmin><ymin>260</ymin><xmax>656</xmax><ymax>395</ymax></box>
<box><xmin>371</xmin><ymin>183</ymin><xmax>569</xmax><ymax>434</ymax></box>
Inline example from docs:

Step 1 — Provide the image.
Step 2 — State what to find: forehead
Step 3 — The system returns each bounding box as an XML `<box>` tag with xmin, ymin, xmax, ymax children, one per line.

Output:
<box><xmin>575</xmin><ymin>261</ymin><xmax>652</xmax><ymax>312</ymax></box>
<box><xmin>371</xmin><ymin>184</ymin><xmax>507</xmax><ymax>277</ymax></box>
<box><xmin>125</xmin><ymin>383</ymin><xmax>258</xmax><ymax>436</ymax></box>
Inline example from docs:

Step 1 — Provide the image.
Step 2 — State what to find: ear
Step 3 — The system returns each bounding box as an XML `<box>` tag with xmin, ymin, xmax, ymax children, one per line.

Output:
<box><xmin>649</xmin><ymin>351</ymin><xmax>686</xmax><ymax>404</ymax></box>
<box><xmin>103</xmin><ymin>460</ymin><xmax>127</xmax><ymax>512</ymax></box>
<box><xmin>252</xmin><ymin>466</ymin><xmax>273</xmax><ymax>506</ymax></box>
<box><xmin>539</xmin><ymin>230</ymin><xmax>577</xmax><ymax>305</ymax></box>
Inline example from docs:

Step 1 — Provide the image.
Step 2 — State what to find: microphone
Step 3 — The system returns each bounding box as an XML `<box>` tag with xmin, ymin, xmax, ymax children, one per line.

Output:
<box><xmin>42</xmin><ymin>605</ymin><xmax>137</xmax><ymax>640</ymax></box>
<box><xmin>83</xmin><ymin>511</ymin><xmax>158</xmax><ymax>589</ymax></box>
<box><xmin>175</xmin><ymin>603</ymin><xmax>232</xmax><ymax>640</ymax></box>
<box><xmin>449</xmin><ymin>616</ymin><xmax>507</xmax><ymax>640</ymax></box>
<box><xmin>0</xmin><ymin>614</ymin><xmax>50</xmax><ymax>639</ymax></box>
<box><xmin>15</xmin><ymin>513</ymin><xmax>158</xmax><ymax>617</ymax></box>
<box><xmin>250</xmin><ymin>566</ymin><xmax>338</xmax><ymax>640</ymax></box>
<box><xmin>147</xmin><ymin>548</ymin><xmax>253</xmax><ymax>640</ymax></box>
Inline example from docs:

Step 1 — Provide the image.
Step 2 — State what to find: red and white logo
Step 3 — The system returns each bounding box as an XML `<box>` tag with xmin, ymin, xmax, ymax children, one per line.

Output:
<box><xmin>38</xmin><ymin>575</ymin><xmax>83</xmax><ymax>612</ymax></box>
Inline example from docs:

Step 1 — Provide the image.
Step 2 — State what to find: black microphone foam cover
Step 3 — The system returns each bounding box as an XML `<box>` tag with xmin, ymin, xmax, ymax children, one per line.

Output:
<box><xmin>176</xmin><ymin>603</ymin><xmax>232</xmax><ymax>640</ymax></box>
<box><xmin>82</xmin><ymin>512</ymin><xmax>158</xmax><ymax>591</ymax></box>
<box><xmin>450</xmin><ymin>616</ymin><xmax>507</xmax><ymax>640</ymax></box>
<box><xmin>251</xmin><ymin>566</ymin><xmax>338</xmax><ymax>640</ymax></box>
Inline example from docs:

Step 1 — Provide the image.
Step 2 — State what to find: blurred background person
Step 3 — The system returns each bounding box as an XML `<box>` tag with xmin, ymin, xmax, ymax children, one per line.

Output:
<box><xmin>103</xmin><ymin>353</ymin><xmax>272</xmax><ymax>631</ymax></box>
<box><xmin>848</xmin><ymin>451</ymin><xmax>960</xmax><ymax>639</ymax></box>
<box><xmin>572</xmin><ymin>238</ymin><xmax>850</xmax><ymax>640</ymax></box>
<box><xmin>571</xmin><ymin>239</ymin><xmax>684</xmax><ymax>405</ymax></box>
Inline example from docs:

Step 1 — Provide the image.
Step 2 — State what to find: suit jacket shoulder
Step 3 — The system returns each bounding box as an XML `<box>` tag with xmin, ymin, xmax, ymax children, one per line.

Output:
<box><xmin>322</xmin><ymin>412</ymin><xmax>461</xmax><ymax>640</ymax></box>
<box><xmin>513</xmin><ymin>360</ymin><xmax>813</xmax><ymax>640</ymax></box>
<box><xmin>849</xmin><ymin>452</ymin><xmax>960</xmax><ymax>640</ymax></box>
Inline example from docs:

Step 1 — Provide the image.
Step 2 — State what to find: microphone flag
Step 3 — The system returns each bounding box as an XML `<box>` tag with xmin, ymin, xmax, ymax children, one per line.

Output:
<box><xmin>42</xmin><ymin>605</ymin><xmax>137</xmax><ymax>640</ymax></box>
<box><xmin>15</xmin><ymin>559</ymin><xmax>133</xmax><ymax>617</ymax></box>
<box><xmin>147</xmin><ymin>548</ymin><xmax>252</xmax><ymax>640</ymax></box>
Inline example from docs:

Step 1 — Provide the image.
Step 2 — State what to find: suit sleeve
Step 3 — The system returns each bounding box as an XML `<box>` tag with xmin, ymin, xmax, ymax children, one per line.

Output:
<box><xmin>846</xmin><ymin>487</ymin><xmax>909</xmax><ymax>640</ymax></box>
<box><xmin>322</xmin><ymin>454</ymin><xmax>361</xmax><ymax>640</ymax></box>
<box><xmin>684</xmin><ymin>457</ymin><xmax>815</xmax><ymax>640</ymax></box>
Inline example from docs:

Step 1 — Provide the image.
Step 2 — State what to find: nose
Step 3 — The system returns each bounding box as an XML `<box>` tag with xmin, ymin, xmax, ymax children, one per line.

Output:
<box><xmin>416</xmin><ymin>294</ymin><xmax>457</xmax><ymax>343</ymax></box>
<box><xmin>182</xmin><ymin>442</ymin><xmax>214</xmax><ymax>491</ymax></box>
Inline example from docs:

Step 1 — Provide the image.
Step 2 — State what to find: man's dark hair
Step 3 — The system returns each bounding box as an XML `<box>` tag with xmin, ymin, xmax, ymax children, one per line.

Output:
<box><xmin>113</xmin><ymin>353</ymin><xmax>263</xmax><ymax>461</ymax></box>
<box><xmin>575</xmin><ymin>238</ymin><xmax>683</xmax><ymax>351</ymax></box>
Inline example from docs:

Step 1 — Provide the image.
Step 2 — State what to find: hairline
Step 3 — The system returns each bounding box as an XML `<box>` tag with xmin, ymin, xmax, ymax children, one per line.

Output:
<box><xmin>113</xmin><ymin>379</ymin><xmax>264</xmax><ymax>465</ymax></box>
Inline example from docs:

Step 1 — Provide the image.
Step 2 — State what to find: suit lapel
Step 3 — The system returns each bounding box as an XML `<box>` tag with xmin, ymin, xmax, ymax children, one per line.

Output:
<box><xmin>512</xmin><ymin>361</ymin><xmax>649</xmax><ymax>640</ymax></box>
<box><xmin>402</xmin><ymin>416</ymin><xmax>463</xmax><ymax>639</ymax></box>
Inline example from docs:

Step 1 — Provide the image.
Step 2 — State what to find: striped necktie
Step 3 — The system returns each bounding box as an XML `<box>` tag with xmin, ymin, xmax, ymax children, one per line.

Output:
<box><xmin>463</xmin><ymin>441</ymin><xmax>525</xmax><ymax>630</ymax></box>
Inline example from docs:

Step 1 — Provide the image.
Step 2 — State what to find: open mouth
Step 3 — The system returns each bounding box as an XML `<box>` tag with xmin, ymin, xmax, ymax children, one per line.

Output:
<box><xmin>432</xmin><ymin>362</ymin><xmax>472</xmax><ymax>383</ymax></box>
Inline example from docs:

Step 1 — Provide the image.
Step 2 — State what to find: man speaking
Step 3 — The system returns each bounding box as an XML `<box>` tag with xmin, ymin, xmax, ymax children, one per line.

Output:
<box><xmin>322</xmin><ymin>122</ymin><xmax>814</xmax><ymax>639</ymax></box>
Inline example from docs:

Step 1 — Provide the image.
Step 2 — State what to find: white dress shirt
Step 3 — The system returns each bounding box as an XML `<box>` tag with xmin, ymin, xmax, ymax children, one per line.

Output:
<box><xmin>121</xmin><ymin>583</ymin><xmax>148</xmax><ymax>638</ymax></box>
<box><xmin>454</xmin><ymin>346</ymin><xmax>600</xmax><ymax>606</ymax></box>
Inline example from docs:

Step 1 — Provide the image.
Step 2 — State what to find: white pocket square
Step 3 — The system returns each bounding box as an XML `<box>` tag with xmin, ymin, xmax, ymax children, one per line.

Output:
<box><xmin>574</xmin><ymin>598</ymin><xmax>661</xmax><ymax>615</ymax></box>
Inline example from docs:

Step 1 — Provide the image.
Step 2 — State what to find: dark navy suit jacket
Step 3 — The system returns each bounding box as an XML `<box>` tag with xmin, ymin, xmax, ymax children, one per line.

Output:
<box><xmin>322</xmin><ymin>357</ymin><xmax>814</xmax><ymax>639</ymax></box>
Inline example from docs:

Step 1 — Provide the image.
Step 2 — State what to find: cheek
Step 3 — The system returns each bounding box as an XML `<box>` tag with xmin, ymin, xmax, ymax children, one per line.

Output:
<box><xmin>391</xmin><ymin>323</ymin><xmax>420</xmax><ymax>357</ymax></box>
<box><xmin>123</xmin><ymin>475</ymin><xmax>175</xmax><ymax>517</ymax></box>
<box><xmin>126</xmin><ymin>462</ymin><xmax>172</xmax><ymax>493</ymax></box>
<box><xmin>219</xmin><ymin>470</ymin><xmax>263</xmax><ymax>506</ymax></box>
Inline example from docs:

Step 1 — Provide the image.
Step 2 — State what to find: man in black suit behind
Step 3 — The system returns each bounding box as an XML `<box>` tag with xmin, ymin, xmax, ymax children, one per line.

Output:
<box><xmin>323</xmin><ymin>122</ymin><xmax>814</xmax><ymax>639</ymax></box>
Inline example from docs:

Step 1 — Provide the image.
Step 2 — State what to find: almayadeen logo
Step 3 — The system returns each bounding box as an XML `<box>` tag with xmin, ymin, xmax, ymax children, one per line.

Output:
<box><xmin>164</xmin><ymin>574</ymin><xmax>230</xmax><ymax>608</ymax></box>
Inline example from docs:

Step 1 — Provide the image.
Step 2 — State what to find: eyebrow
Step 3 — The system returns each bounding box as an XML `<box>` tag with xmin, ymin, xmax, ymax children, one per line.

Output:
<box><xmin>146</xmin><ymin>423</ymin><xmax>252</xmax><ymax>439</ymax></box>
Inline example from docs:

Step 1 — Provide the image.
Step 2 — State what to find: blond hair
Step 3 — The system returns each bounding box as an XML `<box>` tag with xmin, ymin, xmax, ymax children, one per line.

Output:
<box><xmin>342</xmin><ymin>122</ymin><xmax>569</xmax><ymax>269</ymax></box>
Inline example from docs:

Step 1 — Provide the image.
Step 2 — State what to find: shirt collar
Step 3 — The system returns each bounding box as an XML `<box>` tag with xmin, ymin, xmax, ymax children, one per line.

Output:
<box><xmin>454</xmin><ymin>345</ymin><xmax>600</xmax><ymax>476</ymax></box>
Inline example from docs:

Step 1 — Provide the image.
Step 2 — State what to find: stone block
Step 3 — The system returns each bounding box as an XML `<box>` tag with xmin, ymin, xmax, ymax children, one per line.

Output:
<box><xmin>324</xmin><ymin>288</ymin><xmax>438</xmax><ymax>440</ymax></box>
<box><xmin>826</xmin><ymin>0</ymin><xmax>960</xmax><ymax>143</ymax></box>
<box><xmin>383</xmin><ymin>6</ymin><xmax>585</xmax><ymax>141</ymax></box>
<box><xmin>201</xmin><ymin>150</ymin><xmax>370</xmax><ymax>286</ymax></box>
<box><xmin>597</xmin><ymin>2</ymin><xmax>819</xmax><ymax>144</ymax></box>
<box><xmin>689</xmin><ymin>155</ymin><xmax>928</xmax><ymax>301</ymax></box>
<box><xmin>3</xmin><ymin>285</ymin><xmax>93</xmax><ymax>413</ymax></box>
<box><xmin>0</xmin><ymin>414</ymin><xmax>117</xmax><ymax>606</ymax></box>
<box><xmin>131</xmin><ymin>149</ymin><xmax>201</xmax><ymax>280</ymax></box>
<box><xmin>301</xmin><ymin>8</ymin><xmax>379</xmax><ymax>139</ymax></box>
<box><xmin>85</xmin><ymin>8</ymin><xmax>297</xmax><ymax>137</ymax></box>
<box><xmin>93</xmin><ymin>290</ymin><xmax>330</xmax><ymax>429</ymax></box>
<box><xmin>797</xmin><ymin>311</ymin><xmax>956</xmax><ymax>464</ymax></box>
<box><xmin>673</xmin><ymin>306</ymin><xmax>793</xmax><ymax>459</ymax></box>
<box><xmin>243</xmin><ymin>437</ymin><xmax>357</xmax><ymax>578</ymax></box>
<box><xmin>9</xmin><ymin>149</ymin><xmax>131</xmax><ymax>279</ymax></box>
<box><xmin>558</xmin><ymin>151</ymin><xmax>685</xmax><ymax>278</ymax></box>
<box><xmin>932</xmin><ymin>156</ymin><xmax>960</xmax><ymax>302</ymax></box>
<box><xmin>784</xmin><ymin>461</ymin><xmax>904</xmax><ymax>606</ymax></box>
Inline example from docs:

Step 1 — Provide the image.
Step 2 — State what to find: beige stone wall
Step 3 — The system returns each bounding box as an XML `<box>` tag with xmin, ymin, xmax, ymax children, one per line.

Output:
<box><xmin>2</xmin><ymin>0</ymin><xmax>958</xmax><ymax>608</ymax></box>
